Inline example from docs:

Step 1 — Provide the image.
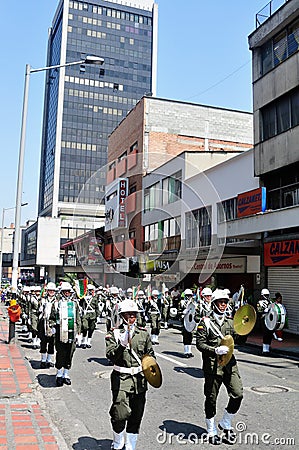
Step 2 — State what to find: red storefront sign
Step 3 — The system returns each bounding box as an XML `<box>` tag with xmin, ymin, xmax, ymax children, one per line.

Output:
<box><xmin>264</xmin><ymin>240</ymin><xmax>299</xmax><ymax>266</ymax></box>
<box><xmin>237</xmin><ymin>187</ymin><xmax>266</xmax><ymax>218</ymax></box>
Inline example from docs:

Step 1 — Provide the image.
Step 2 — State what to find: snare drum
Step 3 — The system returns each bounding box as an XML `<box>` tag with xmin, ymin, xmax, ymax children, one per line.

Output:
<box><xmin>169</xmin><ymin>307</ymin><xmax>178</xmax><ymax>319</ymax></box>
<box><xmin>264</xmin><ymin>303</ymin><xmax>286</xmax><ymax>331</ymax></box>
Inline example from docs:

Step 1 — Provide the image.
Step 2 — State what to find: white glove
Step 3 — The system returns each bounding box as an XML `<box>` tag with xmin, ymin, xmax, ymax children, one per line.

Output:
<box><xmin>259</xmin><ymin>300</ymin><xmax>268</xmax><ymax>309</ymax></box>
<box><xmin>27</xmin><ymin>318</ymin><xmax>31</xmax><ymax>325</ymax></box>
<box><xmin>119</xmin><ymin>330</ymin><xmax>129</xmax><ymax>347</ymax></box>
<box><xmin>215</xmin><ymin>345</ymin><xmax>229</xmax><ymax>355</ymax></box>
<box><xmin>51</xmin><ymin>327</ymin><xmax>56</xmax><ymax>335</ymax></box>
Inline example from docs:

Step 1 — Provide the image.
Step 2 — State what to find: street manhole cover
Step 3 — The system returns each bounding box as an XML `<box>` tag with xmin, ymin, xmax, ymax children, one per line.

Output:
<box><xmin>251</xmin><ymin>385</ymin><xmax>289</xmax><ymax>394</ymax></box>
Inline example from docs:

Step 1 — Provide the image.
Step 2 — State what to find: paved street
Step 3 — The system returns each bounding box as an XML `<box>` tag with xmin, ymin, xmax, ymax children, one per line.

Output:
<box><xmin>15</xmin><ymin>319</ymin><xmax>299</xmax><ymax>450</ymax></box>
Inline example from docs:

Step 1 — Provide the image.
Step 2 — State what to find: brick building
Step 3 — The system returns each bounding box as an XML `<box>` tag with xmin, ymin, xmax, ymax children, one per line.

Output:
<box><xmin>103</xmin><ymin>96</ymin><xmax>253</xmax><ymax>287</ymax></box>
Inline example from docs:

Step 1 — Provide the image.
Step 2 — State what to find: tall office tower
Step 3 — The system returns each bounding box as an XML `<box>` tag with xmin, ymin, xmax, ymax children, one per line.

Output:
<box><xmin>38</xmin><ymin>0</ymin><xmax>157</xmax><ymax>221</ymax></box>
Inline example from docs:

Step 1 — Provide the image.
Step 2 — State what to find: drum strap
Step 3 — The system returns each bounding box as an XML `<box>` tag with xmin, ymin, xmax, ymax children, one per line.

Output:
<box><xmin>60</xmin><ymin>301</ymin><xmax>69</xmax><ymax>343</ymax></box>
<box><xmin>150</xmin><ymin>300</ymin><xmax>160</xmax><ymax>315</ymax></box>
<box><xmin>83</xmin><ymin>296</ymin><xmax>95</xmax><ymax>314</ymax></box>
<box><xmin>203</xmin><ymin>317</ymin><xmax>224</xmax><ymax>339</ymax></box>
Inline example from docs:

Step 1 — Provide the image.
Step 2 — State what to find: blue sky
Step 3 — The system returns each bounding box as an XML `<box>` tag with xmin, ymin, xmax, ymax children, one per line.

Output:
<box><xmin>0</xmin><ymin>0</ymin><xmax>269</xmax><ymax>227</ymax></box>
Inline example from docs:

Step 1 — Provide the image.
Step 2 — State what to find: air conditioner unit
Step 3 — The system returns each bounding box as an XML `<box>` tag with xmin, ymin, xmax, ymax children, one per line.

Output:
<box><xmin>283</xmin><ymin>189</ymin><xmax>299</xmax><ymax>207</ymax></box>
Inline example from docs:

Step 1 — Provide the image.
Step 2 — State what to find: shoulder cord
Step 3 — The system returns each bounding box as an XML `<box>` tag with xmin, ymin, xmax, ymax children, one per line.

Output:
<box><xmin>203</xmin><ymin>317</ymin><xmax>224</xmax><ymax>339</ymax></box>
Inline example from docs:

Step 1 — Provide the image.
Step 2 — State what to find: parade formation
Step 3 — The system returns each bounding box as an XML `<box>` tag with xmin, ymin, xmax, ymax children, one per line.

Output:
<box><xmin>0</xmin><ymin>278</ymin><xmax>289</xmax><ymax>449</ymax></box>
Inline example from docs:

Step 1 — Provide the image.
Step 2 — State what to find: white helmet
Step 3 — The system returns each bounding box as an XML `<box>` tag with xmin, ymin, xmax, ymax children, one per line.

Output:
<box><xmin>211</xmin><ymin>289</ymin><xmax>229</xmax><ymax>302</ymax></box>
<box><xmin>119</xmin><ymin>299</ymin><xmax>139</xmax><ymax>314</ymax></box>
<box><xmin>184</xmin><ymin>288</ymin><xmax>193</xmax><ymax>296</ymax></box>
<box><xmin>23</xmin><ymin>286</ymin><xmax>31</xmax><ymax>292</ymax></box>
<box><xmin>211</xmin><ymin>289</ymin><xmax>229</xmax><ymax>315</ymax></box>
<box><xmin>152</xmin><ymin>289</ymin><xmax>159</xmax><ymax>296</ymax></box>
<box><xmin>46</xmin><ymin>282</ymin><xmax>57</xmax><ymax>291</ymax></box>
<box><xmin>110</xmin><ymin>286</ymin><xmax>119</xmax><ymax>295</ymax></box>
<box><xmin>126</xmin><ymin>288</ymin><xmax>133</xmax><ymax>293</ymax></box>
<box><xmin>261</xmin><ymin>288</ymin><xmax>270</xmax><ymax>296</ymax></box>
<box><xmin>60</xmin><ymin>281</ymin><xmax>72</xmax><ymax>291</ymax></box>
<box><xmin>137</xmin><ymin>290</ymin><xmax>145</xmax><ymax>296</ymax></box>
<box><xmin>201</xmin><ymin>287</ymin><xmax>213</xmax><ymax>297</ymax></box>
<box><xmin>223</xmin><ymin>288</ymin><xmax>231</xmax><ymax>296</ymax></box>
<box><xmin>87</xmin><ymin>284</ymin><xmax>96</xmax><ymax>291</ymax></box>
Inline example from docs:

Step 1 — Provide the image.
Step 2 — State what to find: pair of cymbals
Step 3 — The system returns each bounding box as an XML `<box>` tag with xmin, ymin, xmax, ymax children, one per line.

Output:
<box><xmin>142</xmin><ymin>355</ymin><xmax>162</xmax><ymax>388</ymax></box>
<box><xmin>217</xmin><ymin>335</ymin><xmax>234</xmax><ymax>367</ymax></box>
<box><xmin>233</xmin><ymin>304</ymin><xmax>256</xmax><ymax>336</ymax></box>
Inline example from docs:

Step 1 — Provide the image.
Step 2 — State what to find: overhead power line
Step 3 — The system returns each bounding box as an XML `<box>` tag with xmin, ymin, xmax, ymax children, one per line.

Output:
<box><xmin>186</xmin><ymin>59</ymin><xmax>251</xmax><ymax>101</ymax></box>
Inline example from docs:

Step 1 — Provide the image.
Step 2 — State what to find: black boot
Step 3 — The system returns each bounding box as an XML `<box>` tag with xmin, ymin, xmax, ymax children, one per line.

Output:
<box><xmin>56</xmin><ymin>377</ymin><xmax>64</xmax><ymax>387</ymax></box>
<box><xmin>208</xmin><ymin>435</ymin><xmax>221</xmax><ymax>445</ymax></box>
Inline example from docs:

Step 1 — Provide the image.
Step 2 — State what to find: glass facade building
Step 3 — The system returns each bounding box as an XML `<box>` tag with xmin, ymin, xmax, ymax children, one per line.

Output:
<box><xmin>38</xmin><ymin>0</ymin><xmax>157</xmax><ymax>217</ymax></box>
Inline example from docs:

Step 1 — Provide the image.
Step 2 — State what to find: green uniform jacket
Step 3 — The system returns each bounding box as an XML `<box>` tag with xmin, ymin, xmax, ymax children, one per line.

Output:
<box><xmin>196</xmin><ymin>314</ymin><xmax>247</xmax><ymax>376</ymax></box>
<box><xmin>106</xmin><ymin>325</ymin><xmax>155</xmax><ymax>393</ymax></box>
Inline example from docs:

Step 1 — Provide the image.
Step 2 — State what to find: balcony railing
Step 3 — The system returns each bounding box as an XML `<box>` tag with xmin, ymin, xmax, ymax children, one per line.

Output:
<box><xmin>256</xmin><ymin>0</ymin><xmax>288</xmax><ymax>28</ymax></box>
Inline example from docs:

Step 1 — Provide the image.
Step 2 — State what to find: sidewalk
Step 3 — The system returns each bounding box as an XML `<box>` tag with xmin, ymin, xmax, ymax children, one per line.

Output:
<box><xmin>0</xmin><ymin>304</ymin><xmax>66</xmax><ymax>450</ymax></box>
<box><xmin>246</xmin><ymin>328</ymin><xmax>299</xmax><ymax>358</ymax></box>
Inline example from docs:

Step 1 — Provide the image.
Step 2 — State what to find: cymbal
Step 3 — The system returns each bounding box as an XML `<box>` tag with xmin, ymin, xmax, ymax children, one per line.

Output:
<box><xmin>233</xmin><ymin>304</ymin><xmax>256</xmax><ymax>336</ymax></box>
<box><xmin>217</xmin><ymin>334</ymin><xmax>234</xmax><ymax>367</ymax></box>
<box><xmin>142</xmin><ymin>355</ymin><xmax>162</xmax><ymax>388</ymax></box>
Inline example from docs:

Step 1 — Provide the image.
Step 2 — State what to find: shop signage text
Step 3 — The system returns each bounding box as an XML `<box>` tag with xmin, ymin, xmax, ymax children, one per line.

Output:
<box><xmin>264</xmin><ymin>239</ymin><xmax>299</xmax><ymax>266</ymax></box>
<box><xmin>181</xmin><ymin>257</ymin><xmax>246</xmax><ymax>274</ymax></box>
<box><xmin>237</xmin><ymin>187</ymin><xmax>266</xmax><ymax>218</ymax></box>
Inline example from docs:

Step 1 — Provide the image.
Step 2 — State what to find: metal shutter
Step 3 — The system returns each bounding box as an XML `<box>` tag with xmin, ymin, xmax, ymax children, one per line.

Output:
<box><xmin>268</xmin><ymin>267</ymin><xmax>299</xmax><ymax>335</ymax></box>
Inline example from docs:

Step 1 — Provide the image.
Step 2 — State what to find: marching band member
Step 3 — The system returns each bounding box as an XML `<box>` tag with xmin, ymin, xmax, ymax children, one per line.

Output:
<box><xmin>105</xmin><ymin>299</ymin><xmax>155</xmax><ymax>450</ymax></box>
<box><xmin>180</xmin><ymin>288</ymin><xmax>195</xmax><ymax>358</ymax></box>
<box><xmin>135</xmin><ymin>290</ymin><xmax>148</xmax><ymax>327</ymax></box>
<box><xmin>38</xmin><ymin>282</ymin><xmax>57</xmax><ymax>368</ymax></box>
<box><xmin>145</xmin><ymin>289</ymin><xmax>161</xmax><ymax>345</ymax></box>
<box><xmin>105</xmin><ymin>286</ymin><xmax>122</xmax><ymax>332</ymax></box>
<box><xmin>257</xmin><ymin>288</ymin><xmax>273</xmax><ymax>356</ymax></box>
<box><xmin>18</xmin><ymin>285</ymin><xmax>31</xmax><ymax>332</ymax></box>
<box><xmin>273</xmin><ymin>292</ymin><xmax>286</xmax><ymax>341</ymax></box>
<box><xmin>161</xmin><ymin>287</ymin><xmax>171</xmax><ymax>329</ymax></box>
<box><xmin>126</xmin><ymin>287</ymin><xmax>133</xmax><ymax>300</ymax></box>
<box><xmin>29</xmin><ymin>286</ymin><xmax>42</xmax><ymax>349</ymax></box>
<box><xmin>51</xmin><ymin>282</ymin><xmax>80</xmax><ymax>386</ymax></box>
<box><xmin>196</xmin><ymin>287</ymin><xmax>213</xmax><ymax>319</ymax></box>
<box><xmin>80</xmin><ymin>284</ymin><xmax>100</xmax><ymax>349</ymax></box>
<box><xmin>196</xmin><ymin>289</ymin><xmax>247</xmax><ymax>445</ymax></box>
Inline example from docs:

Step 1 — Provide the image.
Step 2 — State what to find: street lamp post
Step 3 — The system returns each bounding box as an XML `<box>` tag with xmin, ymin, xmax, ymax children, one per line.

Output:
<box><xmin>11</xmin><ymin>56</ymin><xmax>104</xmax><ymax>293</ymax></box>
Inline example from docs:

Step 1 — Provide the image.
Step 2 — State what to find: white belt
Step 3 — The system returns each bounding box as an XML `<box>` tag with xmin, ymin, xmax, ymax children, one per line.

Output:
<box><xmin>113</xmin><ymin>365</ymin><xmax>143</xmax><ymax>375</ymax></box>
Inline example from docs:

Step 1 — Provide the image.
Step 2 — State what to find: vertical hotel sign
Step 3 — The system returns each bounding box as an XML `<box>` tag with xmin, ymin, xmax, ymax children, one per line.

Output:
<box><xmin>118</xmin><ymin>178</ymin><xmax>128</xmax><ymax>227</ymax></box>
<box><xmin>237</xmin><ymin>187</ymin><xmax>266</xmax><ymax>218</ymax></box>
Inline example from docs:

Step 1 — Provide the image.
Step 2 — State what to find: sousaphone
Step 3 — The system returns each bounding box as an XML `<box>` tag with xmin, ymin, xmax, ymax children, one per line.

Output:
<box><xmin>142</xmin><ymin>354</ymin><xmax>162</xmax><ymax>388</ymax></box>
<box><xmin>183</xmin><ymin>302</ymin><xmax>196</xmax><ymax>332</ymax></box>
<box><xmin>233</xmin><ymin>304</ymin><xmax>256</xmax><ymax>336</ymax></box>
